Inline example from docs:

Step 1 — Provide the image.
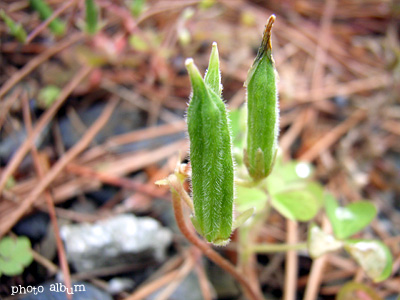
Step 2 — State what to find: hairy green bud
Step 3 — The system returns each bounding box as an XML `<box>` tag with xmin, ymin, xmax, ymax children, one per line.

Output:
<box><xmin>245</xmin><ymin>15</ymin><xmax>279</xmax><ymax>180</ymax></box>
<box><xmin>186</xmin><ymin>43</ymin><xmax>234</xmax><ymax>245</ymax></box>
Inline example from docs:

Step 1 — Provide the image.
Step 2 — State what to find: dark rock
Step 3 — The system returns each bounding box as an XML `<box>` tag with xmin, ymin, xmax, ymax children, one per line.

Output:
<box><xmin>13</xmin><ymin>212</ymin><xmax>49</xmax><ymax>242</ymax></box>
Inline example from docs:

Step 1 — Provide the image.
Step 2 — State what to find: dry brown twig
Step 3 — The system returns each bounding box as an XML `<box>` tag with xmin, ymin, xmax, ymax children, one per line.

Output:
<box><xmin>25</xmin><ymin>0</ymin><xmax>75</xmax><ymax>44</ymax></box>
<box><xmin>284</xmin><ymin>219</ymin><xmax>299</xmax><ymax>300</ymax></box>
<box><xmin>0</xmin><ymin>33</ymin><xmax>84</xmax><ymax>99</ymax></box>
<box><xmin>194</xmin><ymin>253</ymin><xmax>213</xmax><ymax>300</ymax></box>
<box><xmin>0</xmin><ymin>97</ymin><xmax>118</xmax><ymax>237</ymax></box>
<box><xmin>0</xmin><ymin>65</ymin><xmax>93</xmax><ymax>193</ymax></box>
<box><xmin>124</xmin><ymin>251</ymin><xmax>194</xmax><ymax>300</ymax></box>
<box><xmin>298</xmin><ymin>109</ymin><xmax>366</xmax><ymax>162</ymax></box>
<box><xmin>0</xmin><ymin>87</ymin><xmax>22</xmax><ymax>130</ymax></box>
<box><xmin>21</xmin><ymin>93</ymin><xmax>72</xmax><ymax>300</ymax></box>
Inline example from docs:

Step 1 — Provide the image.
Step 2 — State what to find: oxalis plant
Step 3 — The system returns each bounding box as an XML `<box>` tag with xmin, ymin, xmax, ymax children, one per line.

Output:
<box><xmin>157</xmin><ymin>15</ymin><xmax>392</xmax><ymax>300</ymax></box>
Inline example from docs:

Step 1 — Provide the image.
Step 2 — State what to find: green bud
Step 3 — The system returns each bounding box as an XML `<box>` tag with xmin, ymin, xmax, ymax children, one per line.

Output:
<box><xmin>186</xmin><ymin>43</ymin><xmax>235</xmax><ymax>245</ymax></box>
<box><xmin>245</xmin><ymin>15</ymin><xmax>279</xmax><ymax>180</ymax></box>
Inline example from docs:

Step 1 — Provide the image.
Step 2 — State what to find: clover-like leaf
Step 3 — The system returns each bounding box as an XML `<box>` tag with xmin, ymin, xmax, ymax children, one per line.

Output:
<box><xmin>307</xmin><ymin>223</ymin><xmax>343</xmax><ymax>258</ymax></box>
<box><xmin>266</xmin><ymin>159</ymin><xmax>314</xmax><ymax>196</ymax></box>
<box><xmin>235</xmin><ymin>185</ymin><xmax>267</xmax><ymax>213</ymax></box>
<box><xmin>0</xmin><ymin>236</ymin><xmax>33</xmax><ymax>277</ymax></box>
<box><xmin>271</xmin><ymin>182</ymin><xmax>323</xmax><ymax>221</ymax></box>
<box><xmin>325</xmin><ymin>195</ymin><xmax>377</xmax><ymax>240</ymax></box>
<box><xmin>344</xmin><ymin>239</ymin><xmax>392</xmax><ymax>283</ymax></box>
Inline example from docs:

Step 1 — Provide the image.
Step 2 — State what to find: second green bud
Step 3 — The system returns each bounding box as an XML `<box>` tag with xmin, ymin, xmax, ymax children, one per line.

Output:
<box><xmin>245</xmin><ymin>15</ymin><xmax>279</xmax><ymax>181</ymax></box>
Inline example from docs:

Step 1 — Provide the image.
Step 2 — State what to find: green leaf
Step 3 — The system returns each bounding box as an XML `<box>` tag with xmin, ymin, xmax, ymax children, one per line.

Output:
<box><xmin>0</xmin><ymin>258</ymin><xmax>24</xmax><ymax>276</ymax></box>
<box><xmin>235</xmin><ymin>185</ymin><xmax>267</xmax><ymax>213</ymax></box>
<box><xmin>307</xmin><ymin>223</ymin><xmax>343</xmax><ymax>258</ymax></box>
<box><xmin>325</xmin><ymin>195</ymin><xmax>377</xmax><ymax>240</ymax></box>
<box><xmin>0</xmin><ymin>236</ymin><xmax>33</xmax><ymax>277</ymax></box>
<box><xmin>271</xmin><ymin>182</ymin><xmax>323</xmax><ymax>221</ymax></box>
<box><xmin>12</xmin><ymin>237</ymin><xmax>33</xmax><ymax>266</ymax></box>
<box><xmin>336</xmin><ymin>281</ymin><xmax>383</xmax><ymax>300</ymax></box>
<box><xmin>0</xmin><ymin>237</ymin><xmax>14</xmax><ymax>257</ymax></box>
<box><xmin>266</xmin><ymin>159</ymin><xmax>314</xmax><ymax>196</ymax></box>
<box><xmin>344</xmin><ymin>239</ymin><xmax>392</xmax><ymax>283</ymax></box>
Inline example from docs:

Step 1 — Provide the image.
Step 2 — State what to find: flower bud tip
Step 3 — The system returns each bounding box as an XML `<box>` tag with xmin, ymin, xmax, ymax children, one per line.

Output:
<box><xmin>185</xmin><ymin>58</ymin><xmax>194</xmax><ymax>67</ymax></box>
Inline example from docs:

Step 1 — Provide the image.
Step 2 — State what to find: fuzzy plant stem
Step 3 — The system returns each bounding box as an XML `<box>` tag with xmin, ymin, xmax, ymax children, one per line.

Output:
<box><xmin>168</xmin><ymin>175</ymin><xmax>263</xmax><ymax>300</ymax></box>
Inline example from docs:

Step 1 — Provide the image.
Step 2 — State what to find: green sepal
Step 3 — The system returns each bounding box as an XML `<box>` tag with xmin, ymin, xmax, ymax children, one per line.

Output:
<box><xmin>190</xmin><ymin>215</ymin><xmax>204</xmax><ymax>236</ymax></box>
<box><xmin>232</xmin><ymin>207</ymin><xmax>255</xmax><ymax>231</ymax></box>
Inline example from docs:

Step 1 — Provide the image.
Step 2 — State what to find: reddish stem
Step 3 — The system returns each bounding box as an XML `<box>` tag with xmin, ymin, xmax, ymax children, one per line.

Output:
<box><xmin>168</xmin><ymin>175</ymin><xmax>262</xmax><ymax>300</ymax></box>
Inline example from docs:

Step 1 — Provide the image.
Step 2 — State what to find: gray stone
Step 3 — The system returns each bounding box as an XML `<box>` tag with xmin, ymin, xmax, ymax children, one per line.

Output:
<box><xmin>60</xmin><ymin>214</ymin><xmax>172</xmax><ymax>272</ymax></box>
